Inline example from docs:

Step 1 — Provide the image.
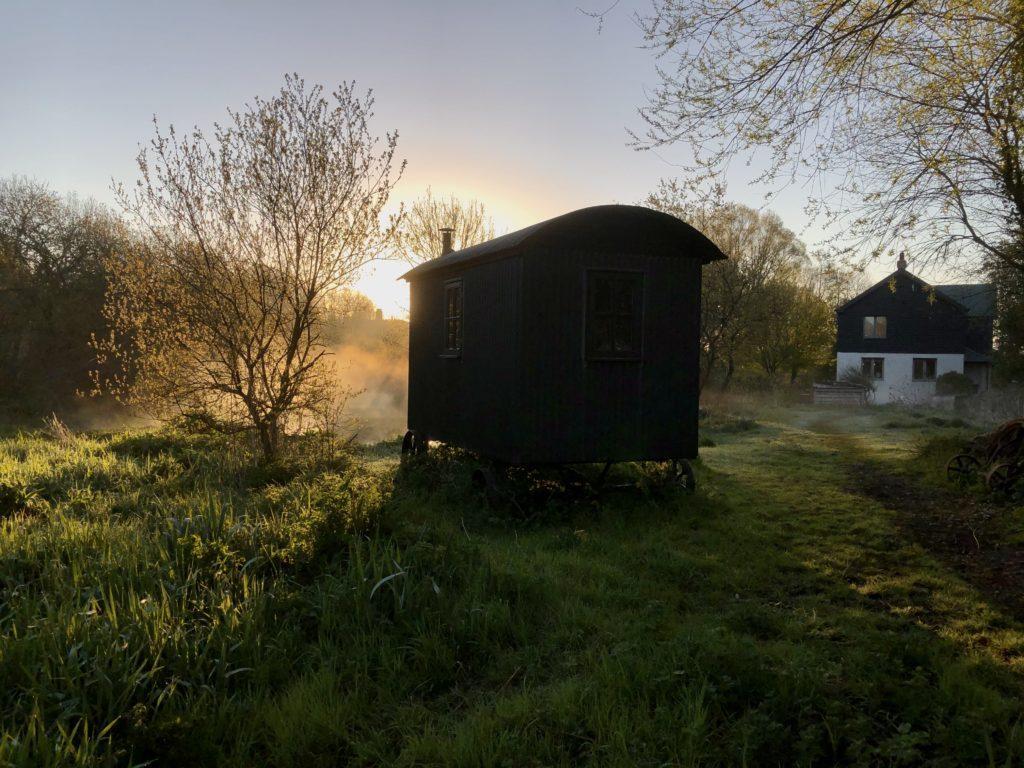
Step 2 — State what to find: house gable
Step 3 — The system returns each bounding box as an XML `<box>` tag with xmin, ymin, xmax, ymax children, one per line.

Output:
<box><xmin>836</xmin><ymin>270</ymin><xmax>970</xmax><ymax>354</ymax></box>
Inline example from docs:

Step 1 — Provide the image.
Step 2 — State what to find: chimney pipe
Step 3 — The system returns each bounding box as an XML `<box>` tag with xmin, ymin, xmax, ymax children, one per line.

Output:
<box><xmin>439</xmin><ymin>227</ymin><xmax>454</xmax><ymax>256</ymax></box>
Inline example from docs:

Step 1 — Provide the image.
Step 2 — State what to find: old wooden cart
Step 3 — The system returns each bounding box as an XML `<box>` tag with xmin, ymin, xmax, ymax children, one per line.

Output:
<box><xmin>947</xmin><ymin>418</ymin><xmax>1024</xmax><ymax>492</ymax></box>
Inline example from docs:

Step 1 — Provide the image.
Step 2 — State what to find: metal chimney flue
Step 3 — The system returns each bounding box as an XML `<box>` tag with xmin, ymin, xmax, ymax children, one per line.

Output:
<box><xmin>439</xmin><ymin>227</ymin><xmax>454</xmax><ymax>256</ymax></box>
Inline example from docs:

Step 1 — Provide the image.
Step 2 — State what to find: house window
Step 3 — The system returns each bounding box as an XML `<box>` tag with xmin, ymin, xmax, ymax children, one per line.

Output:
<box><xmin>913</xmin><ymin>357</ymin><xmax>937</xmax><ymax>381</ymax></box>
<box><xmin>861</xmin><ymin>357</ymin><xmax>885</xmax><ymax>380</ymax></box>
<box><xmin>863</xmin><ymin>316</ymin><xmax>887</xmax><ymax>338</ymax></box>
<box><xmin>586</xmin><ymin>270</ymin><xmax>644</xmax><ymax>360</ymax></box>
<box><xmin>443</xmin><ymin>279</ymin><xmax>463</xmax><ymax>355</ymax></box>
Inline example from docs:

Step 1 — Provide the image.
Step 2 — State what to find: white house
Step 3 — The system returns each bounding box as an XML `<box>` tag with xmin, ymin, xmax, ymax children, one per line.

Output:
<box><xmin>834</xmin><ymin>254</ymin><xmax>994</xmax><ymax>405</ymax></box>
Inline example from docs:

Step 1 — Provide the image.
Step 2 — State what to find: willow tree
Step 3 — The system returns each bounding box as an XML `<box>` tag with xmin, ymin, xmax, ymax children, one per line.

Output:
<box><xmin>96</xmin><ymin>75</ymin><xmax>404</xmax><ymax>459</ymax></box>
<box><xmin>637</xmin><ymin>0</ymin><xmax>1024</xmax><ymax>270</ymax></box>
<box><xmin>401</xmin><ymin>187</ymin><xmax>494</xmax><ymax>263</ymax></box>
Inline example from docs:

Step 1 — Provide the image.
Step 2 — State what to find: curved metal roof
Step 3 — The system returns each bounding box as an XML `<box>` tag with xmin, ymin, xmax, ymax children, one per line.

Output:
<box><xmin>400</xmin><ymin>204</ymin><xmax>726</xmax><ymax>281</ymax></box>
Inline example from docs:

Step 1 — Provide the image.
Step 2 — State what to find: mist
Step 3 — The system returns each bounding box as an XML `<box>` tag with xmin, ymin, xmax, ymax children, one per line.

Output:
<box><xmin>326</xmin><ymin>305</ymin><xmax>409</xmax><ymax>444</ymax></box>
<box><xmin>332</xmin><ymin>342</ymin><xmax>408</xmax><ymax>443</ymax></box>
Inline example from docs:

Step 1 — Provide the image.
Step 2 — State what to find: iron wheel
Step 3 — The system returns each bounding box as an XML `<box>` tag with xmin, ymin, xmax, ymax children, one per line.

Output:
<box><xmin>673</xmin><ymin>459</ymin><xmax>696</xmax><ymax>493</ymax></box>
<box><xmin>986</xmin><ymin>461</ymin><xmax>1018</xmax><ymax>494</ymax></box>
<box><xmin>946</xmin><ymin>453</ymin><xmax>981</xmax><ymax>486</ymax></box>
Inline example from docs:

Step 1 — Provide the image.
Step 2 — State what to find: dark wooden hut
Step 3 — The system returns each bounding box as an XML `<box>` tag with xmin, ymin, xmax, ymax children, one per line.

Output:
<box><xmin>400</xmin><ymin>204</ymin><xmax>724</xmax><ymax>472</ymax></box>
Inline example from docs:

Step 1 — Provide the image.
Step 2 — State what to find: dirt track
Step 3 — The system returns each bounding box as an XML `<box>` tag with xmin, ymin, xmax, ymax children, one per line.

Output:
<box><xmin>847</xmin><ymin>461</ymin><xmax>1024</xmax><ymax>619</ymax></box>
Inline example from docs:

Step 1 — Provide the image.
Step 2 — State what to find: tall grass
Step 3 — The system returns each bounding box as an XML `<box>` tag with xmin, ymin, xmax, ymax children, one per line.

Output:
<box><xmin>1</xmin><ymin>415</ymin><xmax>1024</xmax><ymax>765</ymax></box>
<box><xmin>0</xmin><ymin>429</ymin><xmax>535</xmax><ymax>765</ymax></box>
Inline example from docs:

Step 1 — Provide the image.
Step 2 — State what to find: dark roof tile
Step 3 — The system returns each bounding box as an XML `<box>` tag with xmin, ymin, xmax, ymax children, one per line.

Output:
<box><xmin>935</xmin><ymin>284</ymin><xmax>996</xmax><ymax>317</ymax></box>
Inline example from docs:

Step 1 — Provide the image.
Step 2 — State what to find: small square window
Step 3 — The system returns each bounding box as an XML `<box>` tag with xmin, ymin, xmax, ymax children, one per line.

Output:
<box><xmin>913</xmin><ymin>358</ymin><xmax>936</xmax><ymax>381</ymax></box>
<box><xmin>863</xmin><ymin>316</ymin><xmax>887</xmax><ymax>338</ymax></box>
<box><xmin>586</xmin><ymin>271</ymin><xmax>643</xmax><ymax>360</ymax></box>
<box><xmin>861</xmin><ymin>357</ymin><xmax>884</xmax><ymax>380</ymax></box>
<box><xmin>443</xmin><ymin>279</ymin><xmax>463</xmax><ymax>355</ymax></box>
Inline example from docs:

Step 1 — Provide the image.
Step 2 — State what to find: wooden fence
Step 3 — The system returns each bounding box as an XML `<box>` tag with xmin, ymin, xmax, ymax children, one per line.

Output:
<box><xmin>812</xmin><ymin>383</ymin><xmax>869</xmax><ymax>406</ymax></box>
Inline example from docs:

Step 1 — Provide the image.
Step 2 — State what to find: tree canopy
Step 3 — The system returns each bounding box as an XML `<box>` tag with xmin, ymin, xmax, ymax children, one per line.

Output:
<box><xmin>0</xmin><ymin>177</ymin><xmax>120</xmax><ymax>411</ymax></box>
<box><xmin>646</xmin><ymin>182</ymin><xmax>837</xmax><ymax>389</ymax></box>
<box><xmin>637</xmin><ymin>0</ymin><xmax>1024</xmax><ymax>270</ymax></box>
<box><xmin>401</xmin><ymin>188</ymin><xmax>495</xmax><ymax>263</ymax></box>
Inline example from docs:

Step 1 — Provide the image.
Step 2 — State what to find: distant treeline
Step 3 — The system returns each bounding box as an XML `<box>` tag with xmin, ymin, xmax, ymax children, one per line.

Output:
<box><xmin>0</xmin><ymin>177</ymin><xmax>396</xmax><ymax>425</ymax></box>
<box><xmin>0</xmin><ymin>178</ymin><xmax>119</xmax><ymax>417</ymax></box>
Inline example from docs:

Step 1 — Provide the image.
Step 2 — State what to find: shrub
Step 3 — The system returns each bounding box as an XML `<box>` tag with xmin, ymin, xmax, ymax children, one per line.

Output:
<box><xmin>935</xmin><ymin>371</ymin><xmax>976</xmax><ymax>397</ymax></box>
<box><xmin>838</xmin><ymin>365</ymin><xmax>875</xmax><ymax>392</ymax></box>
<box><xmin>709</xmin><ymin>416</ymin><xmax>759</xmax><ymax>433</ymax></box>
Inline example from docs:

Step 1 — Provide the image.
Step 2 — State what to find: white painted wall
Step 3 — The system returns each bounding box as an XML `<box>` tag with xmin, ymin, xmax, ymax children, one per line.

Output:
<box><xmin>836</xmin><ymin>352</ymin><xmax>964</xmax><ymax>405</ymax></box>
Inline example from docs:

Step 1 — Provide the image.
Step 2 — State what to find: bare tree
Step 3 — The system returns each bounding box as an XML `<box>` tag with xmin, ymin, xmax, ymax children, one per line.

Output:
<box><xmin>636</xmin><ymin>0</ymin><xmax>1024</xmax><ymax>272</ymax></box>
<box><xmin>401</xmin><ymin>187</ymin><xmax>494</xmax><ymax>262</ymax></box>
<box><xmin>95</xmin><ymin>75</ymin><xmax>404</xmax><ymax>460</ymax></box>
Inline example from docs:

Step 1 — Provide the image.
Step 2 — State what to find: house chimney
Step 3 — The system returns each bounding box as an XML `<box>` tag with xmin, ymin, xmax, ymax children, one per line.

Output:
<box><xmin>439</xmin><ymin>227</ymin><xmax>454</xmax><ymax>256</ymax></box>
<box><xmin>897</xmin><ymin>250</ymin><xmax>907</xmax><ymax>271</ymax></box>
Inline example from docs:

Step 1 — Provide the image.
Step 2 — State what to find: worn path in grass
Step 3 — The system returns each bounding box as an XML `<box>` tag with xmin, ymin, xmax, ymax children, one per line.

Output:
<box><xmin>386</xmin><ymin>409</ymin><xmax>1024</xmax><ymax>764</ymax></box>
<box><xmin>791</xmin><ymin>407</ymin><xmax>1024</xmax><ymax>619</ymax></box>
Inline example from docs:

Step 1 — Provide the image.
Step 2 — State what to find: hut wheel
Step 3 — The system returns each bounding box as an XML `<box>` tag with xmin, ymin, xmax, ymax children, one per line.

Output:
<box><xmin>401</xmin><ymin>430</ymin><xmax>429</xmax><ymax>458</ymax></box>
<box><xmin>946</xmin><ymin>453</ymin><xmax>981</xmax><ymax>486</ymax></box>
<box><xmin>672</xmin><ymin>459</ymin><xmax>696</xmax><ymax>493</ymax></box>
<box><xmin>985</xmin><ymin>461</ymin><xmax>1018</xmax><ymax>494</ymax></box>
<box><xmin>471</xmin><ymin>466</ymin><xmax>505</xmax><ymax>508</ymax></box>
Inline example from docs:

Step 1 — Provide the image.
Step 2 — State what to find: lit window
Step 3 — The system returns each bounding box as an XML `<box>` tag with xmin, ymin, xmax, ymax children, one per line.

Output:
<box><xmin>861</xmin><ymin>357</ymin><xmax>885</xmax><ymax>380</ymax></box>
<box><xmin>586</xmin><ymin>271</ymin><xmax>643</xmax><ymax>360</ymax></box>
<box><xmin>863</xmin><ymin>316</ymin><xmax>887</xmax><ymax>338</ymax></box>
<box><xmin>913</xmin><ymin>358</ymin><xmax>937</xmax><ymax>381</ymax></box>
<box><xmin>443</xmin><ymin>279</ymin><xmax>462</xmax><ymax>355</ymax></box>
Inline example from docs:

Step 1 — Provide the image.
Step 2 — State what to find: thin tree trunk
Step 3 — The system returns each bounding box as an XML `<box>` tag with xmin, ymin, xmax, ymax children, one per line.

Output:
<box><xmin>256</xmin><ymin>416</ymin><xmax>280</xmax><ymax>462</ymax></box>
<box><xmin>720</xmin><ymin>354</ymin><xmax>735</xmax><ymax>391</ymax></box>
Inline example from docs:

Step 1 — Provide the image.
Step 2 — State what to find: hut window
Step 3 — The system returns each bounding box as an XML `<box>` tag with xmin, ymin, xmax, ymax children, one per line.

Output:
<box><xmin>586</xmin><ymin>271</ymin><xmax>644</xmax><ymax>360</ymax></box>
<box><xmin>443</xmin><ymin>279</ymin><xmax>463</xmax><ymax>355</ymax></box>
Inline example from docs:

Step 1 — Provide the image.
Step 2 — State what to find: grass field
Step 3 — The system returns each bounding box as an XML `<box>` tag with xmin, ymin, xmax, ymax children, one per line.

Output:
<box><xmin>2</xmin><ymin>404</ymin><xmax>1024</xmax><ymax>766</ymax></box>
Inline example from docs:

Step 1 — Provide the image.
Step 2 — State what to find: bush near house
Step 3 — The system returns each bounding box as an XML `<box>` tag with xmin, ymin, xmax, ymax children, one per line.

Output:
<box><xmin>935</xmin><ymin>370</ymin><xmax>977</xmax><ymax>397</ymax></box>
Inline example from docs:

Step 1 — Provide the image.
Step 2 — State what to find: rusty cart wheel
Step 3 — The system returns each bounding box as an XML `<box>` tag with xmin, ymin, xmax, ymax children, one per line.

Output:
<box><xmin>673</xmin><ymin>459</ymin><xmax>696</xmax><ymax>493</ymax></box>
<box><xmin>986</xmin><ymin>461</ymin><xmax>1019</xmax><ymax>494</ymax></box>
<box><xmin>946</xmin><ymin>453</ymin><xmax>981</xmax><ymax>486</ymax></box>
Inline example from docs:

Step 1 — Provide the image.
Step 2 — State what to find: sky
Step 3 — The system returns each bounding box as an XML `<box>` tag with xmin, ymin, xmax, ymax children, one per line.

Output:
<box><xmin>2</xmin><ymin>0</ymin><xmax>898</xmax><ymax>316</ymax></box>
